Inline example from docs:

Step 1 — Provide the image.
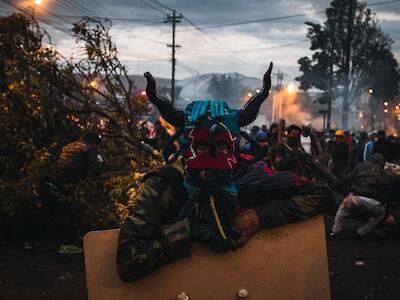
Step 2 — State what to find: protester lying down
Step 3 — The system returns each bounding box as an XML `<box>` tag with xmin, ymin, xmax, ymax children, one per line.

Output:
<box><xmin>330</xmin><ymin>153</ymin><xmax>397</xmax><ymax>237</ymax></box>
<box><xmin>116</xmin><ymin>63</ymin><xmax>335</xmax><ymax>282</ymax></box>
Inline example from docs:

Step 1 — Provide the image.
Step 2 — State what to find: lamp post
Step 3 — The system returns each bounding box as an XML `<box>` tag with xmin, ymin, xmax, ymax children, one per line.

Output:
<box><xmin>31</xmin><ymin>0</ymin><xmax>42</xmax><ymax>18</ymax></box>
<box><xmin>368</xmin><ymin>88</ymin><xmax>375</xmax><ymax>131</ymax></box>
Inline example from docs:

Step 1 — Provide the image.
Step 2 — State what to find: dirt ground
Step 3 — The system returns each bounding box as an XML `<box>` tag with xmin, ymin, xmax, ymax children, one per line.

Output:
<box><xmin>1</xmin><ymin>218</ymin><xmax>400</xmax><ymax>300</ymax></box>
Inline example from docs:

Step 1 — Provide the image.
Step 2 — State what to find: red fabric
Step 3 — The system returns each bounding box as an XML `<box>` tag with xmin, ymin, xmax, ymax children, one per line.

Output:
<box><xmin>294</xmin><ymin>174</ymin><xmax>312</xmax><ymax>187</ymax></box>
<box><xmin>184</xmin><ymin>128</ymin><xmax>238</xmax><ymax>170</ymax></box>
<box><xmin>263</xmin><ymin>164</ymin><xmax>277</xmax><ymax>175</ymax></box>
<box><xmin>239</xmin><ymin>153</ymin><xmax>254</xmax><ymax>161</ymax></box>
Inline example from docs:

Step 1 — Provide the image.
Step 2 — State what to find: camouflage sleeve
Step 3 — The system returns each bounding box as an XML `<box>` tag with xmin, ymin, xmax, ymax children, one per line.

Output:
<box><xmin>254</xmin><ymin>185</ymin><xmax>334</xmax><ymax>228</ymax></box>
<box><xmin>117</xmin><ymin>175</ymin><xmax>190</xmax><ymax>282</ymax></box>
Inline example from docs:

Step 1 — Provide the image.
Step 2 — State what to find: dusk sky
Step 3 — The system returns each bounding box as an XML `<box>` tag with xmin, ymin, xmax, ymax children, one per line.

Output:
<box><xmin>1</xmin><ymin>0</ymin><xmax>399</xmax><ymax>85</ymax></box>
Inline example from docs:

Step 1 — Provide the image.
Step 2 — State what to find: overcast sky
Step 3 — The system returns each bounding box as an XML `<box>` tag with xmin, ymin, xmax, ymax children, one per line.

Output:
<box><xmin>1</xmin><ymin>0</ymin><xmax>399</xmax><ymax>85</ymax></box>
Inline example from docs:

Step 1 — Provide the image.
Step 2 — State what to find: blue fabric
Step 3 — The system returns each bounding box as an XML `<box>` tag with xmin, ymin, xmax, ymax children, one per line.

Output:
<box><xmin>183</xmin><ymin>180</ymin><xmax>237</xmax><ymax>198</ymax></box>
<box><xmin>363</xmin><ymin>141</ymin><xmax>375</xmax><ymax>162</ymax></box>
<box><xmin>184</xmin><ymin>100</ymin><xmax>240</xmax><ymax>133</ymax></box>
<box><xmin>255</xmin><ymin>130</ymin><xmax>268</xmax><ymax>141</ymax></box>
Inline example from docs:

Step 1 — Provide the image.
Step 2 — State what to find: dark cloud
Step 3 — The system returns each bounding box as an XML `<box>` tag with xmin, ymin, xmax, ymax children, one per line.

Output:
<box><xmin>0</xmin><ymin>0</ymin><xmax>398</xmax><ymax>80</ymax></box>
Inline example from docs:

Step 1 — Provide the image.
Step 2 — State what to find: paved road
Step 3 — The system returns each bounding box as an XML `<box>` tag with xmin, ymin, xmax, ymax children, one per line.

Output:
<box><xmin>1</xmin><ymin>219</ymin><xmax>399</xmax><ymax>300</ymax></box>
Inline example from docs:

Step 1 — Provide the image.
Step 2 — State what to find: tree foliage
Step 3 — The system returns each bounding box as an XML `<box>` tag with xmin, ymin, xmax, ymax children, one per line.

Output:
<box><xmin>0</xmin><ymin>14</ymin><xmax>80</xmax><ymax>216</ymax></box>
<box><xmin>207</xmin><ymin>74</ymin><xmax>245</xmax><ymax>106</ymax></box>
<box><xmin>0</xmin><ymin>14</ymin><xmax>161</xmax><ymax>233</ymax></box>
<box><xmin>296</xmin><ymin>0</ymin><xmax>400</xmax><ymax>128</ymax></box>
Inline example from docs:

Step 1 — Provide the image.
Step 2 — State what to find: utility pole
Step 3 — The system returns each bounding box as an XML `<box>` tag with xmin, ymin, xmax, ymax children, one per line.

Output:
<box><xmin>274</xmin><ymin>70</ymin><xmax>284</xmax><ymax>90</ymax></box>
<box><xmin>272</xmin><ymin>70</ymin><xmax>284</xmax><ymax>121</ymax></box>
<box><xmin>165</xmin><ymin>10</ymin><xmax>182</xmax><ymax>105</ymax></box>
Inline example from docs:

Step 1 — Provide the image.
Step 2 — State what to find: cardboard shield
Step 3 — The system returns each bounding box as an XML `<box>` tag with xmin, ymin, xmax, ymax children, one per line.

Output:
<box><xmin>83</xmin><ymin>215</ymin><xmax>330</xmax><ymax>300</ymax></box>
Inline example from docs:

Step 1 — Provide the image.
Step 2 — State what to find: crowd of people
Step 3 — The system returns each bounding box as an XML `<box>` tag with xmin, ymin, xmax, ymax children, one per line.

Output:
<box><xmin>241</xmin><ymin>123</ymin><xmax>400</xmax><ymax>239</ymax></box>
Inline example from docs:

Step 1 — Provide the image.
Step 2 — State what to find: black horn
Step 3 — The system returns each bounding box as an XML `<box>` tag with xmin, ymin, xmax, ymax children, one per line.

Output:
<box><xmin>144</xmin><ymin>72</ymin><xmax>185</xmax><ymax>127</ymax></box>
<box><xmin>237</xmin><ymin>62</ymin><xmax>273</xmax><ymax>127</ymax></box>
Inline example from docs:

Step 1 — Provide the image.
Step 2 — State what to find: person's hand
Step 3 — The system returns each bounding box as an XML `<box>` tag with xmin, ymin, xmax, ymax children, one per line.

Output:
<box><xmin>234</xmin><ymin>208</ymin><xmax>261</xmax><ymax>247</ymax></box>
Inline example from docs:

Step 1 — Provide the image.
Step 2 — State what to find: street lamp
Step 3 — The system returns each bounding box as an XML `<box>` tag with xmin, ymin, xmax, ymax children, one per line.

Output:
<box><xmin>384</xmin><ymin>101</ymin><xmax>389</xmax><ymax>106</ymax></box>
<box><xmin>368</xmin><ymin>88</ymin><xmax>374</xmax><ymax>95</ymax></box>
<box><xmin>247</xmin><ymin>92</ymin><xmax>253</xmax><ymax>97</ymax></box>
<box><xmin>34</xmin><ymin>0</ymin><xmax>42</xmax><ymax>5</ymax></box>
<box><xmin>89</xmin><ymin>80</ymin><xmax>97</xmax><ymax>89</ymax></box>
<box><xmin>384</xmin><ymin>108</ymin><xmax>389</xmax><ymax>114</ymax></box>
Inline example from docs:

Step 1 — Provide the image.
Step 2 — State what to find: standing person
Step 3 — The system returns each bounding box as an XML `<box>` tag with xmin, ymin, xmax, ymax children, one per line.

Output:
<box><xmin>249</xmin><ymin>125</ymin><xmax>260</xmax><ymax>139</ymax></box>
<box><xmin>328</xmin><ymin>130</ymin><xmax>349</xmax><ymax>178</ymax></box>
<box><xmin>24</xmin><ymin>131</ymin><xmax>106</xmax><ymax>253</ymax></box>
<box><xmin>354</xmin><ymin>132</ymin><xmax>367</xmax><ymax>164</ymax></box>
<box><xmin>261</xmin><ymin>124</ymin><xmax>268</xmax><ymax>133</ymax></box>
<box><xmin>344</xmin><ymin>131</ymin><xmax>355</xmax><ymax>171</ymax></box>
<box><xmin>270</xmin><ymin>124</ymin><xmax>303</xmax><ymax>173</ymax></box>
<box><xmin>363</xmin><ymin>131</ymin><xmax>377</xmax><ymax>162</ymax></box>
<box><xmin>255</xmin><ymin>130</ymin><xmax>269</xmax><ymax>160</ymax></box>
<box><xmin>301</xmin><ymin>122</ymin><xmax>320</xmax><ymax>158</ymax></box>
<box><xmin>373</xmin><ymin>130</ymin><xmax>388</xmax><ymax>159</ymax></box>
<box><xmin>267</xmin><ymin>122</ymin><xmax>279</xmax><ymax>148</ymax></box>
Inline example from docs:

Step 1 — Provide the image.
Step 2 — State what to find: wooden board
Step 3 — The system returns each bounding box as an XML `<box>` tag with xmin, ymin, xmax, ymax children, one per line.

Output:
<box><xmin>84</xmin><ymin>215</ymin><xmax>330</xmax><ymax>300</ymax></box>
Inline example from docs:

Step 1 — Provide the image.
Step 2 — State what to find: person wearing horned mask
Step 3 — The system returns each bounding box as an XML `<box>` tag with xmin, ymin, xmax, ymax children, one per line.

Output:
<box><xmin>117</xmin><ymin>63</ymin><xmax>334</xmax><ymax>282</ymax></box>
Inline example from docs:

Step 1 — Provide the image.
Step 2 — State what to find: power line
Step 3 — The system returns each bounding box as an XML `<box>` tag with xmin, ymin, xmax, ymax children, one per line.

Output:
<box><xmin>178</xmin><ymin>0</ymin><xmax>400</xmax><ymax>32</ymax></box>
<box><xmin>136</xmin><ymin>0</ymin><xmax>166</xmax><ymax>15</ymax></box>
<box><xmin>0</xmin><ymin>0</ymin><xmax>71</xmax><ymax>34</ymax></box>
<box><xmin>181</xmin><ymin>40</ymin><xmax>309</xmax><ymax>53</ymax></box>
<box><xmin>55</xmin><ymin>1</ymin><xmax>90</xmax><ymax>17</ymax></box>
<box><xmin>149</xmin><ymin>0</ymin><xmax>173</xmax><ymax>11</ymax></box>
<box><xmin>36</xmin><ymin>14</ymin><xmax>163</xmax><ymax>22</ymax></box>
<box><xmin>179</xmin><ymin>12</ymin><xmax>325</xmax><ymax>32</ymax></box>
<box><xmin>65</xmin><ymin>0</ymin><xmax>95</xmax><ymax>17</ymax></box>
<box><xmin>237</xmin><ymin>39</ymin><xmax>309</xmax><ymax>53</ymax></box>
<box><xmin>91</xmin><ymin>0</ymin><xmax>116</xmax><ymax>18</ymax></box>
<box><xmin>182</xmin><ymin>16</ymin><xmax>263</xmax><ymax>68</ymax></box>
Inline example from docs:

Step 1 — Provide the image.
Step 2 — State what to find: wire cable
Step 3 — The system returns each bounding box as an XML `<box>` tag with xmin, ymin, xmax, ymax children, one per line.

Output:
<box><xmin>178</xmin><ymin>0</ymin><xmax>400</xmax><ymax>32</ymax></box>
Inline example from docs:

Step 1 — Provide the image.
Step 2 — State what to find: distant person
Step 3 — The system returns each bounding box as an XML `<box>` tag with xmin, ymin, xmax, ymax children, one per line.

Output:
<box><xmin>344</xmin><ymin>130</ymin><xmax>355</xmax><ymax>171</ymax></box>
<box><xmin>24</xmin><ymin>131</ymin><xmax>106</xmax><ymax>253</ymax></box>
<box><xmin>301</xmin><ymin>122</ymin><xmax>319</xmax><ymax>157</ymax></box>
<box><xmin>255</xmin><ymin>130</ymin><xmax>269</xmax><ymax>156</ymax></box>
<box><xmin>270</xmin><ymin>124</ymin><xmax>304</xmax><ymax>174</ymax></box>
<box><xmin>354</xmin><ymin>131</ymin><xmax>367</xmax><ymax>164</ymax></box>
<box><xmin>373</xmin><ymin>130</ymin><xmax>388</xmax><ymax>159</ymax></box>
<box><xmin>249</xmin><ymin>125</ymin><xmax>260</xmax><ymax>139</ymax></box>
<box><xmin>267</xmin><ymin>122</ymin><xmax>279</xmax><ymax>148</ymax></box>
<box><xmin>328</xmin><ymin>130</ymin><xmax>349</xmax><ymax>178</ymax></box>
<box><xmin>363</xmin><ymin>131</ymin><xmax>377</xmax><ymax>162</ymax></box>
<box><xmin>261</xmin><ymin>124</ymin><xmax>268</xmax><ymax>133</ymax></box>
<box><xmin>243</xmin><ymin>130</ymin><xmax>269</xmax><ymax>159</ymax></box>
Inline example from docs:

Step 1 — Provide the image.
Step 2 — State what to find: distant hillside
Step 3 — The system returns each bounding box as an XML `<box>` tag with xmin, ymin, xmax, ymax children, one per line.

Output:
<box><xmin>128</xmin><ymin>73</ymin><xmax>263</xmax><ymax>109</ymax></box>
